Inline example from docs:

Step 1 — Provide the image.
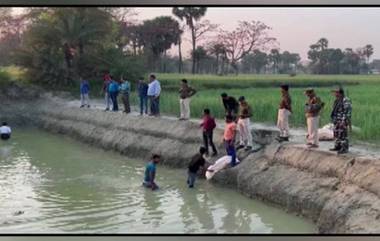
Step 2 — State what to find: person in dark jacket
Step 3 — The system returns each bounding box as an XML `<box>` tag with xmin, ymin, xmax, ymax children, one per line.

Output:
<box><xmin>329</xmin><ymin>87</ymin><xmax>352</xmax><ymax>154</ymax></box>
<box><xmin>200</xmin><ymin>109</ymin><xmax>218</xmax><ymax>156</ymax></box>
<box><xmin>221</xmin><ymin>93</ymin><xmax>239</xmax><ymax>119</ymax></box>
<box><xmin>187</xmin><ymin>147</ymin><xmax>207</xmax><ymax>188</ymax></box>
<box><xmin>137</xmin><ymin>77</ymin><xmax>149</xmax><ymax>115</ymax></box>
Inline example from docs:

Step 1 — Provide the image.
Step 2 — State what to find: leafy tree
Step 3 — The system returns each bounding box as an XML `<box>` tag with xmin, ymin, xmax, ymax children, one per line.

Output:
<box><xmin>192</xmin><ymin>46</ymin><xmax>208</xmax><ymax>73</ymax></box>
<box><xmin>15</xmin><ymin>8</ymin><xmax>144</xmax><ymax>88</ymax></box>
<box><xmin>268</xmin><ymin>48</ymin><xmax>280</xmax><ymax>74</ymax></box>
<box><xmin>172</xmin><ymin>7</ymin><xmax>207</xmax><ymax>74</ymax></box>
<box><xmin>138</xmin><ymin>16</ymin><xmax>181</xmax><ymax>72</ymax></box>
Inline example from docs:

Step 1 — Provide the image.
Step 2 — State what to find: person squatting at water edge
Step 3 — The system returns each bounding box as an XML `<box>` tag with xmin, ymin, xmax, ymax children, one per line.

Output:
<box><xmin>304</xmin><ymin>88</ymin><xmax>324</xmax><ymax>149</ymax></box>
<box><xmin>143</xmin><ymin>154</ymin><xmax>161</xmax><ymax>191</ymax></box>
<box><xmin>187</xmin><ymin>147</ymin><xmax>207</xmax><ymax>188</ymax></box>
<box><xmin>221</xmin><ymin>92</ymin><xmax>239</xmax><ymax>120</ymax></box>
<box><xmin>276</xmin><ymin>84</ymin><xmax>292</xmax><ymax>142</ymax></box>
<box><xmin>329</xmin><ymin>87</ymin><xmax>352</xmax><ymax>154</ymax></box>
<box><xmin>0</xmin><ymin>122</ymin><xmax>11</xmax><ymax>140</ymax></box>
<box><xmin>179</xmin><ymin>78</ymin><xmax>197</xmax><ymax>121</ymax></box>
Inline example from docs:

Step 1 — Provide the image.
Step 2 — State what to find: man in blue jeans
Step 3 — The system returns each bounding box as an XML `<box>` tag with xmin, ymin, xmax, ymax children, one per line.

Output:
<box><xmin>147</xmin><ymin>74</ymin><xmax>161</xmax><ymax>116</ymax></box>
<box><xmin>108</xmin><ymin>76</ymin><xmax>120</xmax><ymax>112</ymax></box>
<box><xmin>137</xmin><ymin>77</ymin><xmax>148</xmax><ymax>115</ymax></box>
<box><xmin>187</xmin><ymin>147</ymin><xmax>207</xmax><ymax>188</ymax></box>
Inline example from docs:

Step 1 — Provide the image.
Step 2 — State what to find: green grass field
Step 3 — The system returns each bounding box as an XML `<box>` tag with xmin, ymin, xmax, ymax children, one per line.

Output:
<box><xmin>129</xmin><ymin>73</ymin><xmax>380</xmax><ymax>144</ymax></box>
<box><xmin>2</xmin><ymin>67</ymin><xmax>379</xmax><ymax>144</ymax></box>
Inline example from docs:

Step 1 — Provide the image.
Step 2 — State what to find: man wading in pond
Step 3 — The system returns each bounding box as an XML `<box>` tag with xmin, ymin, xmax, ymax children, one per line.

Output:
<box><xmin>0</xmin><ymin>122</ymin><xmax>11</xmax><ymax>140</ymax></box>
<box><xmin>147</xmin><ymin>74</ymin><xmax>161</xmax><ymax>117</ymax></box>
<box><xmin>221</xmin><ymin>93</ymin><xmax>239</xmax><ymax>120</ymax></box>
<box><xmin>143</xmin><ymin>154</ymin><xmax>161</xmax><ymax>191</ymax></box>
<box><xmin>329</xmin><ymin>87</ymin><xmax>352</xmax><ymax>154</ymax></box>
<box><xmin>179</xmin><ymin>79</ymin><xmax>197</xmax><ymax>121</ymax></box>
<box><xmin>276</xmin><ymin>84</ymin><xmax>292</xmax><ymax>142</ymax></box>
<box><xmin>304</xmin><ymin>88</ymin><xmax>324</xmax><ymax>148</ymax></box>
<box><xmin>187</xmin><ymin>147</ymin><xmax>207</xmax><ymax>188</ymax></box>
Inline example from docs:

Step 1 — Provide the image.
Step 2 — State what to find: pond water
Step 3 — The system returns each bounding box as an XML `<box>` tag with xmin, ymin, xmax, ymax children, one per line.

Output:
<box><xmin>0</xmin><ymin>129</ymin><xmax>315</xmax><ymax>233</ymax></box>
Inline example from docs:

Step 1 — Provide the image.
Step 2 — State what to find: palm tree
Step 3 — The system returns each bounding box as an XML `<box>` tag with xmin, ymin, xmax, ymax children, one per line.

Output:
<box><xmin>172</xmin><ymin>7</ymin><xmax>207</xmax><ymax>74</ymax></box>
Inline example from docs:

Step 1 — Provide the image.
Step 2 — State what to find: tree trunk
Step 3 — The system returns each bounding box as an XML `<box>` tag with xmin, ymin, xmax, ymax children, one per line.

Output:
<box><xmin>215</xmin><ymin>54</ymin><xmax>219</xmax><ymax>75</ymax></box>
<box><xmin>190</xmin><ymin>20</ymin><xmax>196</xmax><ymax>74</ymax></box>
<box><xmin>178</xmin><ymin>37</ymin><xmax>183</xmax><ymax>73</ymax></box>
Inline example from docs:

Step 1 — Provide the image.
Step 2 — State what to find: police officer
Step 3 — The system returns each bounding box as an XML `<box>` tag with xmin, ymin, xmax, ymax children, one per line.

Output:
<box><xmin>329</xmin><ymin>87</ymin><xmax>352</xmax><ymax>154</ymax></box>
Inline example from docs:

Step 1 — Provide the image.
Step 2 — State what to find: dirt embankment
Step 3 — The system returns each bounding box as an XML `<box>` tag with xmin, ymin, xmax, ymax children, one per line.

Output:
<box><xmin>2</xmin><ymin>86</ymin><xmax>380</xmax><ymax>233</ymax></box>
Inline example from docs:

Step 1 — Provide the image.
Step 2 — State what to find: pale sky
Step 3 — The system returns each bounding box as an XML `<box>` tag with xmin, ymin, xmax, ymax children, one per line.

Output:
<box><xmin>133</xmin><ymin>7</ymin><xmax>380</xmax><ymax>61</ymax></box>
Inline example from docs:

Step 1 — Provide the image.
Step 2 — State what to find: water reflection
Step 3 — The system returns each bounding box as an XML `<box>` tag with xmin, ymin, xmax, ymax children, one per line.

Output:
<box><xmin>0</xmin><ymin>129</ymin><xmax>315</xmax><ymax>233</ymax></box>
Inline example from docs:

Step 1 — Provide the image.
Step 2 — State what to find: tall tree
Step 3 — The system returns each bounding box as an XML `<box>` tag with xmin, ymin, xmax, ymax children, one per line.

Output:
<box><xmin>139</xmin><ymin>16</ymin><xmax>181</xmax><ymax>71</ymax></box>
<box><xmin>216</xmin><ymin>20</ymin><xmax>275</xmax><ymax>74</ymax></box>
<box><xmin>268</xmin><ymin>48</ymin><xmax>280</xmax><ymax>74</ymax></box>
<box><xmin>172</xmin><ymin>7</ymin><xmax>207</xmax><ymax>74</ymax></box>
<box><xmin>192</xmin><ymin>46</ymin><xmax>208</xmax><ymax>73</ymax></box>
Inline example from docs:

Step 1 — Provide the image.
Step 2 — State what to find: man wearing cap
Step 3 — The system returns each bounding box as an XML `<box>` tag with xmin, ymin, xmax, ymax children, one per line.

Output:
<box><xmin>304</xmin><ymin>88</ymin><xmax>324</xmax><ymax>148</ymax></box>
<box><xmin>329</xmin><ymin>87</ymin><xmax>352</xmax><ymax>154</ymax></box>
<box><xmin>236</xmin><ymin>96</ymin><xmax>253</xmax><ymax>151</ymax></box>
<box><xmin>276</xmin><ymin>84</ymin><xmax>292</xmax><ymax>142</ymax></box>
<box><xmin>220</xmin><ymin>93</ymin><xmax>239</xmax><ymax>119</ymax></box>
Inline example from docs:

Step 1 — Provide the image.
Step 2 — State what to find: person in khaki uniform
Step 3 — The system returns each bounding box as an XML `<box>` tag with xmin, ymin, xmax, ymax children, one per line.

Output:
<box><xmin>304</xmin><ymin>88</ymin><xmax>324</xmax><ymax>148</ymax></box>
<box><xmin>236</xmin><ymin>96</ymin><xmax>253</xmax><ymax>151</ymax></box>
<box><xmin>276</xmin><ymin>84</ymin><xmax>292</xmax><ymax>142</ymax></box>
<box><xmin>179</xmin><ymin>79</ymin><xmax>197</xmax><ymax>120</ymax></box>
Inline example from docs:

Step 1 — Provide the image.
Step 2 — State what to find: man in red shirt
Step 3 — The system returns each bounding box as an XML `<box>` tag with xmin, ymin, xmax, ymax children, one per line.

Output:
<box><xmin>200</xmin><ymin>108</ymin><xmax>218</xmax><ymax>157</ymax></box>
<box><xmin>102</xmin><ymin>71</ymin><xmax>112</xmax><ymax>111</ymax></box>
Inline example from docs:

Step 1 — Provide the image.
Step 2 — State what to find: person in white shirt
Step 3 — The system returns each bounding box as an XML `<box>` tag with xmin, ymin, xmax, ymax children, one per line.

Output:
<box><xmin>0</xmin><ymin>122</ymin><xmax>11</xmax><ymax>140</ymax></box>
<box><xmin>147</xmin><ymin>74</ymin><xmax>161</xmax><ymax>116</ymax></box>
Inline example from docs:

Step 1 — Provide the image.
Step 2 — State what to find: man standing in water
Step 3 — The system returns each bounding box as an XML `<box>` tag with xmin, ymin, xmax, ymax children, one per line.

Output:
<box><xmin>276</xmin><ymin>84</ymin><xmax>292</xmax><ymax>142</ymax></box>
<box><xmin>137</xmin><ymin>77</ymin><xmax>149</xmax><ymax>115</ymax></box>
<box><xmin>187</xmin><ymin>147</ymin><xmax>207</xmax><ymax>188</ymax></box>
<box><xmin>143</xmin><ymin>154</ymin><xmax>161</xmax><ymax>191</ymax></box>
<box><xmin>236</xmin><ymin>96</ymin><xmax>253</xmax><ymax>151</ymax></box>
<box><xmin>79</xmin><ymin>77</ymin><xmax>90</xmax><ymax>108</ymax></box>
<box><xmin>179</xmin><ymin>79</ymin><xmax>197</xmax><ymax>120</ymax></box>
<box><xmin>330</xmin><ymin>87</ymin><xmax>352</xmax><ymax>154</ymax></box>
<box><xmin>119</xmin><ymin>77</ymin><xmax>131</xmax><ymax>114</ymax></box>
<box><xmin>305</xmin><ymin>88</ymin><xmax>324</xmax><ymax>148</ymax></box>
<box><xmin>147</xmin><ymin>74</ymin><xmax>161</xmax><ymax>116</ymax></box>
<box><xmin>221</xmin><ymin>93</ymin><xmax>239</xmax><ymax>120</ymax></box>
<box><xmin>0</xmin><ymin>122</ymin><xmax>11</xmax><ymax>140</ymax></box>
<box><xmin>223</xmin><ymin>115</ymin><xmax>237</xmax><ymax>167</ymax></box>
